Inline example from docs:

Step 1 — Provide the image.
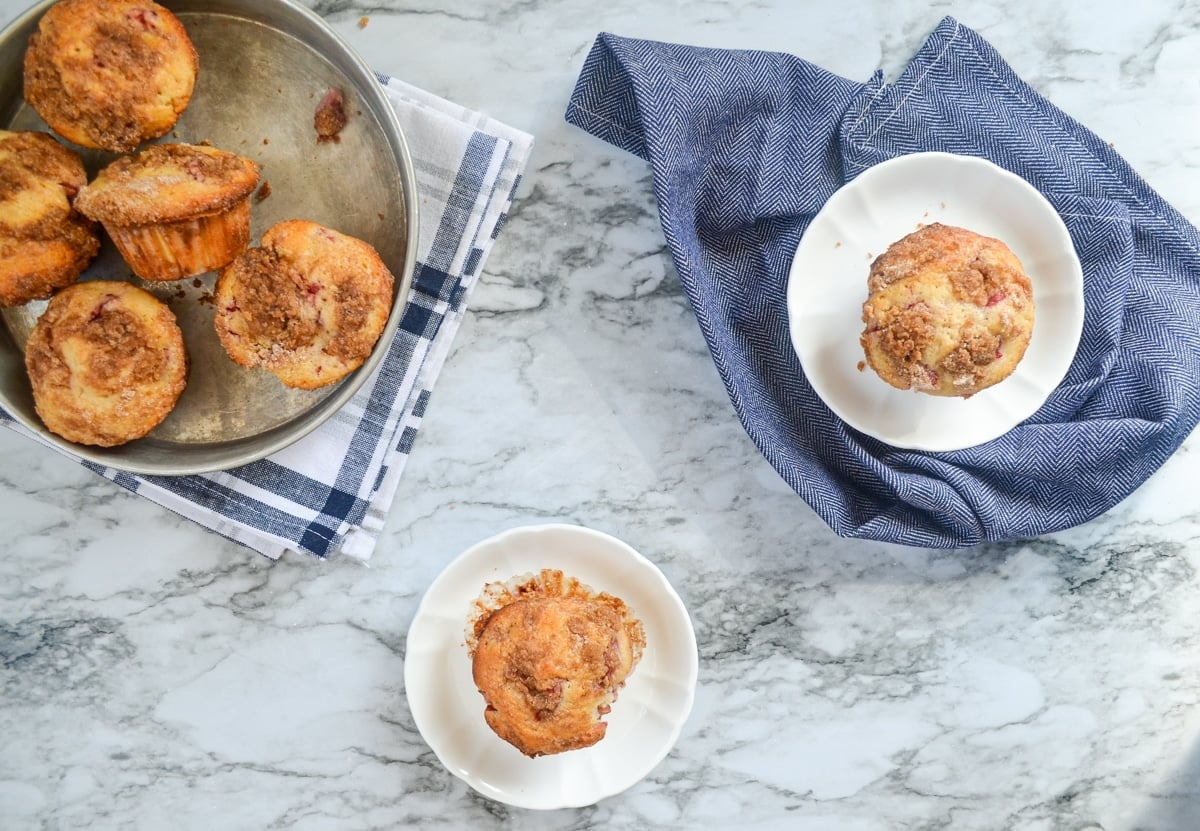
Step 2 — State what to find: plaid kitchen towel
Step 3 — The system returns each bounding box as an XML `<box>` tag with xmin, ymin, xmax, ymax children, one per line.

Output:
<box><xmin>2</xmin><ymin>77</ymin><xmax>533</xmax><ymax>561</ymax></box>
<box><xmin>565</xmin><ymin>17</ymin><xmax>1200</xmax><ymax>548</ymax></box>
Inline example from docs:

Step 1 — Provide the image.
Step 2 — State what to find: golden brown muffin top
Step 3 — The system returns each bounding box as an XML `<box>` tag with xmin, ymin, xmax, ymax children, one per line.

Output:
<box><xmin>867</xmin><ymin>223</ymin><xmax>1028</xmax><ymax>300</ymax></box>
<box><xmin>23</xmin><ymin>0</ymin><xmax>198</xmax><ymax>153</ymax></box>
<box><xmin>0</xmin><ymin>130</ymin><xmax>99</xmax><ymax>306</ymax></box>
<box><xmin>249</xmin><ymin>220</ymin><xmax>391</xmax><ymax>363</ymax></box>
<box><xmin>0</xmin><ymin>225</ymin><xmax>100</xmax><ymax>307</ymax></box>
<box><xmin>471</xmin><ymin>597</ymin><xmax>637</xmax><ymax>757</ymax></box>
<box><xmin>24</xmin><ymin>279</ymin><xmax>188</xmax><ymax>446</ymax></box>
<box><xmin>213</xmin><ymin>219</ymin><xmax>394</xmax><ymax>389</ymax></box>
<box><xmin>860</xmin><ymin>223</ymin><xmax>1034</xmax><ymax>396</ymax></box>
<box><xmin>74</xmin><ymin>143</ymin><xmax>260</xmax><ymax>226</ymax></box>
<box><xmin>0</xmin><ymin>129</ymin><xmax>89</xmax><ymax>239</ymax></box>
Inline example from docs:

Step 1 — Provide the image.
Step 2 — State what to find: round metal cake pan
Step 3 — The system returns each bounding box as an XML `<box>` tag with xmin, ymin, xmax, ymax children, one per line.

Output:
<box><xmin>0</xmin><ymin>0</ymin><xmax>418</xmax><ymax>475</ymax></box>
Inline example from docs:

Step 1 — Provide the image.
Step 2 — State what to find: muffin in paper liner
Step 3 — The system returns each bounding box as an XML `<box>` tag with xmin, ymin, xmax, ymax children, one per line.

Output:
<box><xmin>104</xmin><ymin>200</ymin><xmax>253</xmax><ymax>282</ymax></box>
<box><xmin>75</xmin><ymin>143</ymin><xmax>259</xmax><ymax>282</ymax></box>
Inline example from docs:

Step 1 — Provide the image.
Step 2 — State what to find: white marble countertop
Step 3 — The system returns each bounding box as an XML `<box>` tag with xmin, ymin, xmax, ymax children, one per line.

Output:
<box><xmin>3</xmin><ymin>1</ymin><xmax>1200</xmax><ymax>828</ymax></box>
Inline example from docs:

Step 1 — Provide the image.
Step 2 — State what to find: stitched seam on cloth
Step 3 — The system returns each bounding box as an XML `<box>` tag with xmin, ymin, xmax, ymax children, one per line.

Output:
<box><xmin>843</xmin><ymin>75</ymin><xmax>888</xmax><ymax>140</ymax></box>
<box><xmin>570</xmin><ymin>37</ymin><xmax>662</xmax><ymax>145</ymax></box>
<box><xmin>955</xmin><ymin>32</ymin><xmax>1200</xmax><ymax>259</ymax></box>
<box><xmin>1056</xmin><ymin>213</ymin><xmax>1131</xmax><ymax>223</ymax></box>
<box><xmin>568</xmin><ymin>104</ymin><xmax>643</xmax><ymax>142</ymax></box>
<box><xmin>854</xmin><ymin>18</ymin><xmax>962</xmax><ymax>144</ymax></box>
<box><xmin>841</xmin><ymin>21</ymin><xmax>1200</xmax><ymax>260</ymax></box>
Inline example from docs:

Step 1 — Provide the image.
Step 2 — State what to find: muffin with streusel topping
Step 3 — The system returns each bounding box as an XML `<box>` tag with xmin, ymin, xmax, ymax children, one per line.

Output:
<box><xmin>473</xmin><ymin>597</ymin><xmax>640</xmax><ymax>757</ymax></box>
<box><xmin>860</xmin><ymin>223</ymin><xmax>1035</xmax><ymax>397</ymax></box>
<box><xmin>213</xmin><ymin>219</ymin><xmax>395</xmax><ymax>390</ymax></box>
<box><xmin>467</xmin><ymin>569</ymin><xmax>646</xmax><ymax>758</ymax></box>
<box><xmin>24</xmin><ymin>280</ymin><xmax>188</xmax><ymax>446</ymax></box>
<box><xmin>23</xmin><ymin>0</ymin><xmax>198</xmax><ymax>153</ymax></box>
<box><xmin>0</xmin><ymin>129</ymin><xmax>99</xmax><ymax>306</ymax></box>
<box><xmin>74</xmin><ymin>143</ymin><xmax>260</xmax><ymax>281</ymax></box>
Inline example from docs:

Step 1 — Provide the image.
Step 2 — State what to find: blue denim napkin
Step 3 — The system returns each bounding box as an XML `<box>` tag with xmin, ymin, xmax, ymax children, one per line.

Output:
<box><xmin>565</xmin><ymin>17</ymin><xmax>1200</xmax><ymax>547</ymax></box>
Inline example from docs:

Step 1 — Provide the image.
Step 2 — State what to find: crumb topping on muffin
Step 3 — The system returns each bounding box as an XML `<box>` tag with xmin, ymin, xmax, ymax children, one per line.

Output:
<box><xmin>74</xmin><ymin>143</ymin><xmax>260</xmax><ymax>226</ymax></box>
<box><xmin>213</xmin><ymin>219</ymin><xmax>394</xmax><ymax>389</ymax></box>
<box><xmin>467</xmin><ymin>569</ymin><xmax>646</xmax><ymax>758</ymax></box>
<box><xmin>0</xmin><ymin>130</ymin><xmax>99</xmax><ymax>306</ymax></box>
<box><xmin>24</xmin><ymin>280</ymin><xmax>188</xmax><ymax>446</ymax></box>
<box><xmin>23</xmin><ymin>0</ymin><xmax>198</xmax><ymax>153</ymax></box>
<box><xmin>860</xmin><ymin>223</ymin><xmax>1034</xmax><ymax>397</ymax></box>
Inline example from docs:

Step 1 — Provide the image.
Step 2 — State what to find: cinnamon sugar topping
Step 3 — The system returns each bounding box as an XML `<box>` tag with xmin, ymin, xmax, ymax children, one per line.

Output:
<box><xmin>467</xmin><ymin>569</ymin><xmax>646</xmax><ymax>757</ymax></box>
<box><xmin>75</xmin><ymin>143</ymin><xmax>260</xmax><ymax>227</ymax></box>
<box><xmin>24</xmin><ymin>281</ymin><xmax>187</xmax><ymax>446</ymax></box>
<box><xmin>0</xmin><ymin>130</ymin><xmax>100</xmax><ymax>305</ymax></box>
<box><xmin>467</xmin><ymin>568</ymin><xmax>645</xmax><ymax>661</ymax></box>
<box><xmin>23</xmin><ymin>0</ymin><xmax>198</xmax><ymax>153</ymax></box>
<box><xmin>213</xmin><ymin>219</ymin><xmax>394</xmax><ymax>390</ymax></box>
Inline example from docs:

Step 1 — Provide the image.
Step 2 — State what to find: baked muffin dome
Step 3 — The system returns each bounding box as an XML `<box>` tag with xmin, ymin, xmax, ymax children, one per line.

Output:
<box><xmin>24</xmin><ymin>280</ymin><xmax>188</xmax><ymax>446</ymax></box>
<box><xmin>0</xmin><ymin>129</ymin><xmax>99</xmax><ymax>306</ymax></box>
<box><xmin>23</xmin><ymin>0</ymin><xmax>198</xmax><ymax>153</ymax></box>
<box><xmin>471</xmin><ymin>597</ymin><xmax>639</xmax><ymax>758</ymax></box>
<box><xmin>74</xmin><ymin>143</ymin><xmax>260</xmax><ymax>281</ymax></box>
<box><xmin>860</xmin><ymin>223</ymin><xmax>1035</xmax><ymax>397</ymax></box>
<box><xmin>213</xmin><ymin>219</ymin><xmax>395</xmax><ymax>390</ymax></box>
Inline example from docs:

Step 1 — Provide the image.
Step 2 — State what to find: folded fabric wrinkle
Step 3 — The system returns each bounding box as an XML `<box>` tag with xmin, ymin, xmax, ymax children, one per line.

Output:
<box><xmin>0</xmin><ymin>76</ymin><xmax>534</xmax><ymax>561</ymax></box>
<box><xmin>564</xmin><ymin>16</ymin><xmax>1200</xmax><ymax>548</ymax></box>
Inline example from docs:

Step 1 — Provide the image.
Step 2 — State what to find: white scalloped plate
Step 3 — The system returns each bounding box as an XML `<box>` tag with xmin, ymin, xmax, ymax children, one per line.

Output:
<box><xmin>786</xmin><ymin>152</ymin><xmax>1084</xmax><ymax>451</ymax></box>
<box><xmin>404</xmin><ymin>524</ymin><xmax>698</xmax><ymax>810</ymax></box>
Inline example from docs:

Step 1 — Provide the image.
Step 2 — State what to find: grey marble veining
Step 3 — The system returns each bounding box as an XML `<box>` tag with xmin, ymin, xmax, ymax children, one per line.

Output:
<box><xmin>3</xmin><ymin>1</ymin><xmax>1200</xmax><ymax>829</ymax></box>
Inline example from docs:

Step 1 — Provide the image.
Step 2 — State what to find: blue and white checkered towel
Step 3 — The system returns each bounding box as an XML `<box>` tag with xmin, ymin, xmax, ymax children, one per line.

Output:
<box><xmin>2</xmin><ymin>76</ymin><xmax>533</xmax><ymax>561</ymax></box>
<box><xmin>566</xmin><ymin>17</ymin><xmax>1200</xmax><ymax>548</ymax></box>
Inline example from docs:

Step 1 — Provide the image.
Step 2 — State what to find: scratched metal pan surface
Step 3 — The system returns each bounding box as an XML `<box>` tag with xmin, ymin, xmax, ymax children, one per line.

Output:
<box><xmin>0</xmin><ymin>0</ymin><xmax>418</xmax><ymax>475</ymax></box>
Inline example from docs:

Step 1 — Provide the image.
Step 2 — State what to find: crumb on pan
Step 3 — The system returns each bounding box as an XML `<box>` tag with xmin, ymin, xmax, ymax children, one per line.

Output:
<box><xmin>314</xmin><ymin>87</ymin><xmax>348</xmax><ymax>143</ymax></box>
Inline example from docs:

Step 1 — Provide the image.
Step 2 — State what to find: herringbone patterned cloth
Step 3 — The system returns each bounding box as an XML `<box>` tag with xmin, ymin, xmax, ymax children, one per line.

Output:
<box><xmin>565</xmin><ymin>17</ymin><xmax>1200</xmax><ymax>547</ymax></box>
